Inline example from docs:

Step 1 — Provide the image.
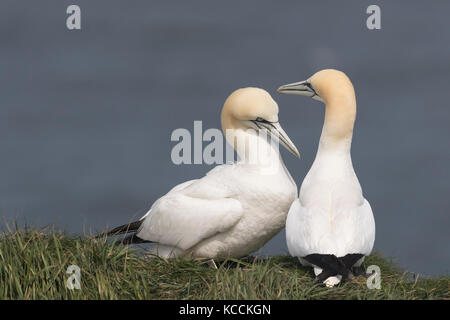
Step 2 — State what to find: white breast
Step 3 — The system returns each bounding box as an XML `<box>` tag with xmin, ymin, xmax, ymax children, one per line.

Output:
<box><xmin>138</xmin><ymin>162</ymin><xmax>297</xmax><ymax>259</ymax></box>
<box><xmin>286</xmin><ymin>150</ymin><xmax>375</xmax><ymax>258</ymax></box>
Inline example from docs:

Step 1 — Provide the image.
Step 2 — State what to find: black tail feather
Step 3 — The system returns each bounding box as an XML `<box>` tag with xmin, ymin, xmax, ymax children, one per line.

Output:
<box><xmin>340</xmin><ymin>253</ymin><xmax>364</xmax><ymax>270</ymax></box>
<box><xmin>303</xmin><ymin>254</ymin><xmax>351</xmax><ymax>278</ymax></box>
<box><xmin>304</xmin><ymin>253</ymin><xmax>364</xmax><ymax>281</ymax></box>
<box><xmin>121</xmin><ymin>233</ymin><xmax>151</xmax><ymax>245</ymax></box>
<box><xmin>96</xmin><ymin>220</ymin><xmax>143</xmax><ymax>238</ymax></box>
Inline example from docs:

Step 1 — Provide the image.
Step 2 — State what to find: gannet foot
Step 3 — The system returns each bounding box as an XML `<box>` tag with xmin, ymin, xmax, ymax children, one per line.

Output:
<box><xmin>313</xmin><ymin>266</ymin><xmax>354</xmax><ymax>287</ymax></box>
<box><xmin>323</xmin><ymin>275</ymin><xmax>342</xmax><ymax>288</ymax></box>
<box><xmin>314</xmin><ymin>268</ymin><xmax>335</xmax><ymax>283</ymax></box>
<box><xmin>305</xmin><ymin>254</ymin><xmax>354</xmax><ymax>283</ymax></box>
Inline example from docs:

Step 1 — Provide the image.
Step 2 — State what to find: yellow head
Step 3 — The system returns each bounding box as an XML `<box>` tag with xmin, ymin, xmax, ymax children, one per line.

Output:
<box><xmin>221</xmin><ymin>87</ymin><xmax>300</xmax><ymax>158</ymax></box>
<box><xmin>277</xmin><ymin>69</ymin><xmax>357</xmax><ymax>139</ymax></box>
<box><xmin>277</xmin><ymin>69</ymin><xmax>355</xmax><ymax>105</ymax></box>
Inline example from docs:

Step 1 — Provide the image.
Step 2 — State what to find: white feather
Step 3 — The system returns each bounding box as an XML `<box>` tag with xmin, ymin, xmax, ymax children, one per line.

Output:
<box><xmin>131</xmin><ymin>87</ymin><xmax>299</xmax><ymax>259</ymax></box>
<box><xmin>138</xmin><ymin>160</ymin><xmax>296</xmax><ymax>258</ymax></box>
<box><xmin>283</xmin><ymin>70</ymin><xmax>376</xmax><ymax>287</ymax></box>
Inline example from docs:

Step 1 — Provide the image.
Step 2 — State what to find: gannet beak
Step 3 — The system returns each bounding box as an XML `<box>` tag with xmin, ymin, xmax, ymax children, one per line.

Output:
<box><xmin>277</xmin><ymin>80</ymin><xmax>324</xmax><ymax>103</ymax></box>
<box><xmin>251</xmin><ymin>120</ymin><xmax>300</xmax><ymax>159</ymax></box>
<box><xmin>273</xmin><ymin>122</ymin><xmax>301</xmax><ymax>159</ymax></box>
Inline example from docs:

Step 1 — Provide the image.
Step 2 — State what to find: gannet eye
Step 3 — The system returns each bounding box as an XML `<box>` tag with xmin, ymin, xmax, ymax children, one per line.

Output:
<box><xmin>303</xmin><ymin>82</ymin><xmax>319</xmax><ymax>96</ymax></box>
<box><xmin>252</xmin><ymin>117</ymin><xmax>276</xmax><ymax>130</ymax></box>
<box><xmin>255</xmin><ymin>117</ymin><xmax>273</xmax><ymax>124</ymax></box>
<box><xmin>304</xmin><ymin>82</ymin><xmax>314</xmax><ymax>90</ymax></box>
<box><xmin>305</xmin><ymin>82</ymin><xmax>323</xmax><ymax>101</ymax></box>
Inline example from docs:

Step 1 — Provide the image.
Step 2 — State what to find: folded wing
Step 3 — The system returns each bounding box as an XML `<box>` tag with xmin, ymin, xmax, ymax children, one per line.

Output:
<box><xmin>286</xmin><ymin>198</ymin><xmax>375</xmax><ymax>258</ymax></box>
<box><xmin>137</xmin><ymin>174</ymin><xmax>244</xmax><ymax>251</ymax></box>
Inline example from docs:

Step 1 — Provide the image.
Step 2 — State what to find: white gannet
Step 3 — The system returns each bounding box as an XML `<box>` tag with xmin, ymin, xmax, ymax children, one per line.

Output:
<box><xmin>278</xmin><ymin>69</ymin><xmax>375</xmax><ymax>287</ymax></box>
<box><xmin>101</xmin><ymin>87</ymin><xmax>299</xmax><ymax>259</ymax></box>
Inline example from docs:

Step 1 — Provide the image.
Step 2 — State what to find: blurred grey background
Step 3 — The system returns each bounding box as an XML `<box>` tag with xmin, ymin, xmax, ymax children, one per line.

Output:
<box><xmin>0</xmin><ymin>0</ymin><xmax>449</xmax><ymax>276</ymax></box>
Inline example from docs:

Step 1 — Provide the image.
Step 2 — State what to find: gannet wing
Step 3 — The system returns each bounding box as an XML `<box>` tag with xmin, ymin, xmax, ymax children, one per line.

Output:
<box><xmin>286</xmin><ymin>198</ymin><xmax>375</xmax><ymax>258</ymax></box>
<box><xmin>286</xmin><ymin>199</ymin><xmax>316</xmax><ymax>258</ymax></box>
<box><xmin>351</xmin><ymin>199</ymin><xmax>376</xmax><ymax>255</ymax></box>
<box><xmin>138</xmin><ymin>180</ymin><xmax>198</xmax><ymax>221</ymax></box>
<box><xmin>136</xmin><ymin>173</ymin><xmax>243</xmax><ymax>250</ymax></box>
<box><xmin>331</xmin><ymin>199</ymin><xmax>375</xmax><ymax>257</ymax></box>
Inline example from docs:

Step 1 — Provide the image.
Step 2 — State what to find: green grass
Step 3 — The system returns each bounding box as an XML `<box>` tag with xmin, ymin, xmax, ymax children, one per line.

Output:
<box><xmin>0</xmin><ymin>226</ymin><xmax>448</xmax><ymax>300</ymax></box>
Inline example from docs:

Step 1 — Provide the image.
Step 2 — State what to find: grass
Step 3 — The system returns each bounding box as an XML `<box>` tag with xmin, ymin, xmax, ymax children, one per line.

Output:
<box><xmin>0</xmin><ymin>226</ymin><xmax>448</xmax><ymax>300</ymax></box>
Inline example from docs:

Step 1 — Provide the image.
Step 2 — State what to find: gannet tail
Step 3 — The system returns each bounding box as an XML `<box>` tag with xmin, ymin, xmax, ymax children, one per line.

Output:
<box><xmin>304</xmin><ymin>253</ymin><xmax>365</xmax><ymax>287</ymax></box>
<box><xmin>121</xmin><ymin>233</ymin><xmax>151</xmax><ymax>245</ymax></box>
<box><xmin>96</xmin><ymin>220</ymin><xmax>152</xmax><ymax>245</ymax></box>
<box><xmin>97</xmin><ymin>220</ymin><xmax>142</xmax><ymax>237</ymax></box>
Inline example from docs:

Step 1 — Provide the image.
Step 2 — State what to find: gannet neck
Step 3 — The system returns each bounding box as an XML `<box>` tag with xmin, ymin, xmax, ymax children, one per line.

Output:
<box><xmin>318</xmin><ymin>96</ymin><xmax>356</xmax><ymax>154</ymax></box>
<box><xmin>224</xmin><ymin>125</ymin><xmax>283</xmax><ymax>166</ymax></box>
<box><xmin>315</xmin><ymin>72</ymin><xmax>357</xmax><ymax>154</ymax></box>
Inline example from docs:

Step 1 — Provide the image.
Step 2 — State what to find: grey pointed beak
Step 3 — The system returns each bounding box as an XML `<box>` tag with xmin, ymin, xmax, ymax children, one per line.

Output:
<box><xmin>251</xmin><ymin>120</ymin><xmax>300</xmax><ymax>159</ymax></box>
<box><xmin>271</xmin><ymin>122</ymin><xmax>301</xmax><ymax>159</ymax></box>
<box><xmin>277</xmin><ymin>80</ymin><xmax>324</xmax><ymax>103</ymax></box>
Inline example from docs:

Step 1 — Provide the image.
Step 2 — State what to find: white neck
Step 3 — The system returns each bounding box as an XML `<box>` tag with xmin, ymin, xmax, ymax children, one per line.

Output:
<box><xmin>308</xmin><ymin>123</ymin><xmax>355</xmax><ymax>184</ymax></box>
<box><xmin>316</xmin><ymin>128</ymin><xmax>353</xmax><ymax>157</ymax></box>
<box><xmin>315</xmin><ymin>96</ymin><xmax>356</xmax><ymax>158</ymax></box>
<box><xmin>226</xmin><ymin>128</ymin><xmax>285</xmax><ymax>171</ymax></box>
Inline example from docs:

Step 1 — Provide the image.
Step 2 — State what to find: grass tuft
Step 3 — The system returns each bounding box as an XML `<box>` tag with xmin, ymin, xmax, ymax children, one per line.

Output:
<box><xmin>0</xmin><ymin>226</ymin><xmax>448</xmax><ymax>300</ymax></box>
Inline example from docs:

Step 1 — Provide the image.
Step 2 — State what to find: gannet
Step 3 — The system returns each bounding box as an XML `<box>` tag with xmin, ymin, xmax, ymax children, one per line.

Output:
<box><xmin>101</xmin><ymin>87</ymin><xmax>299</xmax><ymax>260</ymax></box>
<box><xmin>278</xmin><ymin>69</ymin><xmax>375</xmax><ymax>287</ymax></box>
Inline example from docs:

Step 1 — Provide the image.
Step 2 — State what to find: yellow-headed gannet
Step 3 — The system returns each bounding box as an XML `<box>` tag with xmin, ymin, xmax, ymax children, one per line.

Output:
<box><xmin>101</xmin><ymin>87</ymin><xmax>299</xmax><ymax>259</ymax></box>
<box><xmin>278</xmin><ymin>69</ymin><xmax>375</xmax><ymax>287</ymax></box>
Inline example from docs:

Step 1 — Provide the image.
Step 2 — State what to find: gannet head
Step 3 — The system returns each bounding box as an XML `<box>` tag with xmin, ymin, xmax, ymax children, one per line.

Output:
<box><xmin>277</xmin><ymin>69</ymin><xmax>357</xmax><ymax>140</ymax></box>
<box><xmin>276</xmin><ymin>69</ymin><xmax>355</xmax><ymax>105</ymax></box>
<box><xmin>221</xmin><ymin>87</ymin><xmax>300</xmax><ymax>158</ymax></box>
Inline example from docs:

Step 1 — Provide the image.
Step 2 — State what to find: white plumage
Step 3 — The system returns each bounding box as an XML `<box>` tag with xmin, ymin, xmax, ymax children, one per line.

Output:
<box><xmin>107</xmin><ymin>87</ymin><xmax>300</xmax><ymax>259</ymax></box>
<box><xmin>279</xmin><ymin>69</ymin><xmax>375</xmax><ymax>287</ymax></box>
<box><xmin>286</xmin><ymin>151</ymin><xmax>375</xmax><ymax>259</ymax></box>
<box><xmin>139</xmin><ymin>160</ymin><xmax>297</xmax><ymax>258</ymax></box>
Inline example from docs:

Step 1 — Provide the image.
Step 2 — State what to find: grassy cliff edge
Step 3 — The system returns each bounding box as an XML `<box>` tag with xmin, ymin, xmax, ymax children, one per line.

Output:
<box><xmin>0</xmin><ymin>227</ymin><xmax>448</xmax><ymax>300</ymax></box>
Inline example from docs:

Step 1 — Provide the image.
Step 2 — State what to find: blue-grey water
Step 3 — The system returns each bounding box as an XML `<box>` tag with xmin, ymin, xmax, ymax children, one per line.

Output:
<box><xmin>0</xmin><ymin>1</ymin><xmax>449</xmax><ymax>276</ymax></box>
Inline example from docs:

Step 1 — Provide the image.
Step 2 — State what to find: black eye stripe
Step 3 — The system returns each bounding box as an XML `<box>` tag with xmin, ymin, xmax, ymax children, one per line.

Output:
<box><xmin>256</xmin><ymin>117</ymin><xmax>273</xmax><ymax>124</ymax></box>
<box><xmin>305</xmin><ymin>82</ymin><xmax>319</xmax><ymax>96</ymax></box>
<box><xmin>254</xmin><ymin>117</ymin><xmax>276</xmax><ymax>129</ymax></box>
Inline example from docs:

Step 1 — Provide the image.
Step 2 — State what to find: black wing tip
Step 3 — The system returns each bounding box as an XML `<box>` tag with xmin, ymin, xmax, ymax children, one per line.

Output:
<box><xmin>303</xmin><ymin>253</ymin><xmax>365</xmax><ymax>281</ymax></box>
<box><xmin>95</xmin><ymin>220</ymin><xmax>143</xmax><ymax>238</ymax></box>
<box><xmin>121</xmin><ymin>233</ymin><xmax>152</xmax><ymax>245</ymax></box>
